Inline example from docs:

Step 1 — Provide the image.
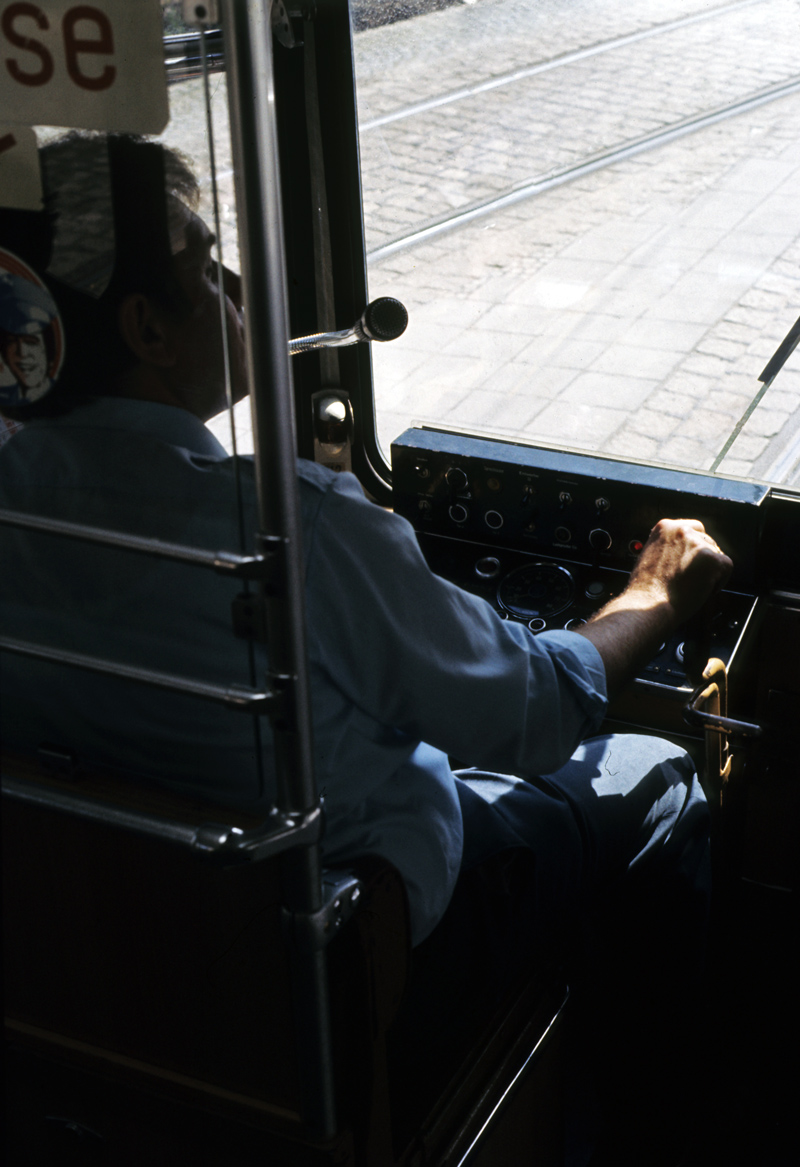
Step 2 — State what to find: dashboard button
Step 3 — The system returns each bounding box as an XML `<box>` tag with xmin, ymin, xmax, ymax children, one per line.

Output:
<box><xmin>589</xmin><ymin>528</ymin><xmax>612</xmax><ymax>551</ymax></box>
<box><xmin>475</xmin><ymin>556</ymin><xmax>501</xmax><ymax>580</ymax></box>
<box><xmin>445</xmin><ymin>467</ymin><xmax>468</xmax><ymax>492</ymax></box>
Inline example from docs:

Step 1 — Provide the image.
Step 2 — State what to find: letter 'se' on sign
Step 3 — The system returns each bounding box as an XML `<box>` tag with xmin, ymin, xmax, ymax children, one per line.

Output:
<box><xmin>1</xmin><ymin>0</ymin><xmax>168</xmax><ymax>134</ymax></box>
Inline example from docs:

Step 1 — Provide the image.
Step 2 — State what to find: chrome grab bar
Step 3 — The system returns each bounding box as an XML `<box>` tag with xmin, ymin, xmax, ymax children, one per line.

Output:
<box><xmin>1</xmin><ymin>773</ymin><xmax>322</xmax><ymax>864</ymax></box>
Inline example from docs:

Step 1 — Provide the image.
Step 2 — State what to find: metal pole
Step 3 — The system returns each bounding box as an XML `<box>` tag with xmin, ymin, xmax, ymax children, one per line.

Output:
<box><xmin>221</xmin><ymin>0</ymin><xmax>316</xmax><ymax>817</ymax></box>
<box><xmin>221</xmin><ymin>0</ymin><xmax>335</xmax><ymax>1138</ymax></box>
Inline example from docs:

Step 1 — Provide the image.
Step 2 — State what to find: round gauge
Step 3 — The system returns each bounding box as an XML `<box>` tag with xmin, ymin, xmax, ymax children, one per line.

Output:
<box><xmin>497</xmin><ymin>562</ymin><xmax>576</xmax><ymax>620</ymax></box>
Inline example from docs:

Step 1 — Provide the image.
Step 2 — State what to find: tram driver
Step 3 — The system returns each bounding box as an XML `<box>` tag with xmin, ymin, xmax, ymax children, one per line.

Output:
<box><xmin>0</xmin><ymin>133</ymin><xmax>732</xmax><ymax>1165</ymax></box>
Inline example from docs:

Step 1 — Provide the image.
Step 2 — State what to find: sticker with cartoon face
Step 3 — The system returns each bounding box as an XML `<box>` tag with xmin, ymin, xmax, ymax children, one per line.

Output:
<box><xmin>0</xmin><ymin>248</ymin><xmax>65</xmax><ymax>407</ymax></box>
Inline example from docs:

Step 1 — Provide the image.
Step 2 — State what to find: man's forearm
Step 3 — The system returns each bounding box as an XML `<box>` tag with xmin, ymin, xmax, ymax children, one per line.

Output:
<box><xmin>576</xmin><ymin>589</ymin><xmax>677</xmax><ymax>697</ymax></box>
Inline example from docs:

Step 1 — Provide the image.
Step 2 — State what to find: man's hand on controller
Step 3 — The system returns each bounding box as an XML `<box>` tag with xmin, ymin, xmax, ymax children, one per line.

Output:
<box><xmin>626</xmin><ymin>519</ymin><xmax>733</xmax><ymax>624</ymax></box>
<box><xmin>575</xmin><ymin>519</ymin><xmax>733</xmax><ymax>695</ymax></box>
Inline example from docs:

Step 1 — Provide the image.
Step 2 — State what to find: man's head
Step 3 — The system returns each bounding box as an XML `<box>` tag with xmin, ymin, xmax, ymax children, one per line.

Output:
<box><xmin>0</xmin><ymin>265</ymin><xmax>61</xmax><ymax>405</ymax></box>
<box><xmin>0</xmin><ymin>132</ymin><xmax>246</xmax><ymax>422</ymax></box>
<box><xmin>1</xmin><ymin>330</ymin><xmax>49</xmax><ymax>393</ymax></box>
<box><xmin>114</xmin><ymin>193</ymin><xmax>246</xmax><ymax>421</ymax></box>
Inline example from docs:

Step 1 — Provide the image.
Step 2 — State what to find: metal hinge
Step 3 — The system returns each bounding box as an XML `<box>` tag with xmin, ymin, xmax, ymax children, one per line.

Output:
<box><xmin>282</xmin><ymin>870</ymin><xmax>363</xmax><ymax>952</ymax></box>
<box><xmin>272</xmin><ymin>1</ymin><xmax>310</xmax><ymax>48</ymax></box>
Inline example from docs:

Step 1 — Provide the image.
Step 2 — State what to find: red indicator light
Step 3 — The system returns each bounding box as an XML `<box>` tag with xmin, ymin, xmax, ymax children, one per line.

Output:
<box><xmin>630</xmin><ymin>540</ymin><xmax>644</xmax><ymax>554</ymax></box>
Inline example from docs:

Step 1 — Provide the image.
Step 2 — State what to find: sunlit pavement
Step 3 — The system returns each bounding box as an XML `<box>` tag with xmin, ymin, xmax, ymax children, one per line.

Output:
<box><xmin>200</xmin><ymin>0</ymin><xmax>800</xmax><ymax>486</ymax></box>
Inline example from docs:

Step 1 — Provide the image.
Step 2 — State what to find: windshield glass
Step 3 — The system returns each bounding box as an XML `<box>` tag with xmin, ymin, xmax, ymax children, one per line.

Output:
<box><xmin>353</xmin><ymin>0</ymin><xmax>800</xmax><ymax>487</ymax></box>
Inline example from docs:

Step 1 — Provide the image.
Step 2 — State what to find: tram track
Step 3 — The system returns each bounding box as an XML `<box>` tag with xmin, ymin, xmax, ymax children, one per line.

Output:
<box><xmin>359</xmin><ymin>0</ymin><xmax>762</xmax><ymax>132</ymax></box>
<box><xmin>359</xmin><ymin>0</ymin><xmax>800</xmax><ymax>260</ymax></box>
<box><xmin>367</xmin><ymin>72</ymin><xmax>800</xmax><ymax>262</ymax></box>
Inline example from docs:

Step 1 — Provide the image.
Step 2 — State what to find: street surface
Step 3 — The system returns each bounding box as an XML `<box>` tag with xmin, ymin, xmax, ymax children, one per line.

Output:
<box><xmin>177</xmin><ymin>0</ymin><xmax>800</xmax><ymax>486</ymax></box>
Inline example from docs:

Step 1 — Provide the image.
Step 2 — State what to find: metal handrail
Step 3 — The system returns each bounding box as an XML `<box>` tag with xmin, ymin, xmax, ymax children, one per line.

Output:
<box><xmin>0</xmin><ymin>507</ymin><xmax>272</xmax><ymax>579</ymax></box>
<box><xmin>222</xmin><ymin>0</ymin><xmax>334</xmax><ymax>1137</ymax></box>
<box><xmin>1</xmin><ymin>774</ymin><xmax>322</xmax><ymax>863</ymax></box>
<box><xmin>0</xmin><ymin>635</ymin><xmax>274</xmax><ymax>711</ymax></box>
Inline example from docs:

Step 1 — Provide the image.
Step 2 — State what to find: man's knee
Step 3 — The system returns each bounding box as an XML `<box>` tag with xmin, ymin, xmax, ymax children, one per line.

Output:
<box><xmin>544</xmin><ymin>733</ymin><xmax>708</xmax><ymax>888</ymax></box>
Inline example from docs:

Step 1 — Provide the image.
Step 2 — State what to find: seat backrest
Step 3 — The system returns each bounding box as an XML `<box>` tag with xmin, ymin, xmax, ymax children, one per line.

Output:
<box><xmin>3</xmin><ymin>753</ymin><xmax>300</xmax><ymax>1103</ymax></box>
<box><xmin>4</xmin><ymin>750</ymin><xmax>569</xmax><ymax>1167</ymax></box>
<box><xmin>2</xmin><ymin>751</ymin><xmax>411</xmax><ymax>1166</ymax></box>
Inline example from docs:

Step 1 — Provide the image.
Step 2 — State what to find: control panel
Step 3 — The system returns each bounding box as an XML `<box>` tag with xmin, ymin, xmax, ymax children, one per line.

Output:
<box><xmin>391</xmin><ymin>428</ymin><xmax>765</xmax><ymax>708</ymax></box>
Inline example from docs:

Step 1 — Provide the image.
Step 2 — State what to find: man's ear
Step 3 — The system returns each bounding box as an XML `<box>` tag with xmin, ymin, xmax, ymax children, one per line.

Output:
<box><xmin>117</xmin><ymin>293</ymin><xmax>177</xmax><ymax>368</ymax></box>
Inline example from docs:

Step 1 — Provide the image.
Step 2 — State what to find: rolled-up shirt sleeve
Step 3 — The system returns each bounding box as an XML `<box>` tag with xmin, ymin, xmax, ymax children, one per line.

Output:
<box><xmin>305</xmin><ymin>471</ymin><xmax>607</xmax><ymax>778</ymax></box>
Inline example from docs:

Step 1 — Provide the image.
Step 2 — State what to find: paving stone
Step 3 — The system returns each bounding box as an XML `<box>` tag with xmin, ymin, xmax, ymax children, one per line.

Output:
<box><xmin>627</xmin><ymin>408</ymin><xmax>679</xmax><ymax>440</ymax></box>
<box><xmin>591</xmin><ymin>344</ymin><xmax>682</xmax><ymax>380</ymax></box>
<box><xmin>718</xmin><ymin>432</ymin><xmax>770</xmax><ymax>460</ymax></box>
<box><xmin>524</xmin><ymin>399</ymin><xmax>626</xmax><ymax>446</ymax></box>
<box><xmin>681</xmin><ymin>352</ymin><xmax>738</xmax><ymax>378</ymax></box>
<box><xmin>619</xmin><ymin>318</ymin><xmax>710</xmax><ymax>352</ymax></box>
<box><xmin>716</xmin><ymin>457</ymin><xmax>754</xmax><ymax>477</ymax></box>
<box><xmin>606</xmin><ymin>431</ymin><xmax>662</xmax><ymax>461</ymax></box>
<box><xmin>657</xmin><ymin>434</ymin><xmax>716</xmax><ymax>467</ymax></box>
<box><xmin>501</xmin><ymin>362</ymin><xmax>578</xmax><ymax>398</ymax></box>
<box><xmin>561</xmin><ymin>371</ymin><xmax>658</xmax><ymax>410</ymax></box>
<box><xmin>442</xmin><ymin>327</ymin><xmax>534</xmax><ymax>362</ymax></box>
<box><xmin>741</xmin><ymin>408</ymin><xmax>792</xmax><ymax>437</ymax></box>
<box><xmin>456</xmin><ymin>387</ymin><xmax>548</xmax><ymax>429</ymax></box>
<box><xmin>644</xmin><ymin>389</ymin><xmax>701</xmax><ymax>417</ymax></box>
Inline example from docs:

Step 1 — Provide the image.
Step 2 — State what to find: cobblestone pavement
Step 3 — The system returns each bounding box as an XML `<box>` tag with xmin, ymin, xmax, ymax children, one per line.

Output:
<box><xmin>354</xmin><ymin>0</ymin><xmax>800</xmax><ymax>483</ymax></box>
<box><xmin>356</xmin><ymin>0</ymin><xmax>799</xmax><ymax>252</ymax></box>
<box><xmin>179</xmin><ymin>0</ymin><xmax>800</xmax><ymax>487</ymax></box>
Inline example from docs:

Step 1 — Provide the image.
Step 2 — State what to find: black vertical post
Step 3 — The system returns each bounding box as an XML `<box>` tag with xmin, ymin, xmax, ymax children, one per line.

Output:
<box><xmin>221</xmin><ymin>0</ymin><xmax>335</xmax><ymax>1138</ymax></box>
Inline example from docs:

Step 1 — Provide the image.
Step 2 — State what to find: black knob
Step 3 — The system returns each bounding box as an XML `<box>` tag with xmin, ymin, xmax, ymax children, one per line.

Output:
<box><xmin>362</xmin><ymin>296</ymin><xmax>409</xmax><ymax>341</ymax></box>
<box><xmin>446</xmin><ymin>467</ymin><xmax>468</xmax><ymax>492</ymax></box>
<box><xmin>589</xmin><ymin>528</ymin><xmax>612</xmax><ymax>551</ymax></box>
<box><xmin>475</xmin><ymin>556</ymin><xmax>500</xmax><ymax>580</ymax></box>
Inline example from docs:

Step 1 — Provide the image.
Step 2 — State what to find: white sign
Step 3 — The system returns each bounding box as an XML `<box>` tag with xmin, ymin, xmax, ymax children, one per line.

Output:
<box><xmin>0</xmin><ymin>124</ymin><xmax>42</xmax><ymax>208</ymax></box>
<box><xmin>0</xmin><ymin>0</ymin><xmax>169</xmax><ymax>134</ymax></box>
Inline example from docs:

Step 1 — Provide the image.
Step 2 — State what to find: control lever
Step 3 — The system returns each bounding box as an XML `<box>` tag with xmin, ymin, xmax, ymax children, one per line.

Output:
<box><xmin>683</xmin><ymin>663</ymin><xmax>762</xmax><ymax>740</ymax></box>
<box><xmin>683</xmin><ymin>656</ymin><xmax>761</xmax><ymax>797</ymax></box>
<box><xmin>288</xmin><ymin>297</ymin><xmax>408</xmax><ymax>356</ymax></box>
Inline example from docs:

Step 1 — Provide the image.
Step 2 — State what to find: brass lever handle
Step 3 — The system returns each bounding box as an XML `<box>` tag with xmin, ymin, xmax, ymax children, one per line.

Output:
<box><xmin>682</xmin><ymin>658</ymin><xmax>762</xmax><ymax>739</ymax></box>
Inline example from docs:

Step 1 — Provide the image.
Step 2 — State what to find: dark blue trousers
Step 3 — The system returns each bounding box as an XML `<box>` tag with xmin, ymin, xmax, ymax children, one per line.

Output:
<box><xmin>388</xmin><ymin>734</ymin><xmax>711</xmax><ymax>1164</ymax></box>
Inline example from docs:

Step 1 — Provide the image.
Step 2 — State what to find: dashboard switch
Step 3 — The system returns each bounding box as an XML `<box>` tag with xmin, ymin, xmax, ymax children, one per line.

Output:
<box><xmin>589</xmin><ymin>528</ymin><xmax>612</xmax><ymax>551</ymax></box>
<box><xmin>445</xmin><ymin>467</ymin><xmax>469</xmax><ymax>492</ymax></box>
<box><xmin>475</xmin><ymin>556</ymin><xmax>501</xmax><ymax>580</ymax></box>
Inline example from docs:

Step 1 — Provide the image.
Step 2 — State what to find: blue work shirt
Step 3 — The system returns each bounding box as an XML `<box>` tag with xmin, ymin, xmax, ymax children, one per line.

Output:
<box><xmin>0</xmin><ymin>397</ymin><xmax>607</xmax><ymax>943</ymax></box>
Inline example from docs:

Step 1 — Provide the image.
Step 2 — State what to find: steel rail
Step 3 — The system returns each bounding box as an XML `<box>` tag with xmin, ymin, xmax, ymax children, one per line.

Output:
<box><xmin>0</xmin><ymin>507</ymin><xmax>269</xmax><ymax>578</ymax></box>
<box><xmin>222</xmin><ymin>0</ymin><xmax>335</xmax><ymax>1139</ymax></box>
<box><xmin>359</xmin><ymin>0</ymin><xmax>762</xmax><ymax>132</ymax></box>
<box><xmin>367</xmin><ymin>73</ymin><xmax>800</xmax><ymax>263</ymax></box>
<box><xmin>0</xmin><ymin>634</ymin><xmax>273</xmax><ymax>711</ymax></box>
<box><xmin>1</xmin><ymin>775</ymin><xmax>322</xmax><ymax>863</ymax></box>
